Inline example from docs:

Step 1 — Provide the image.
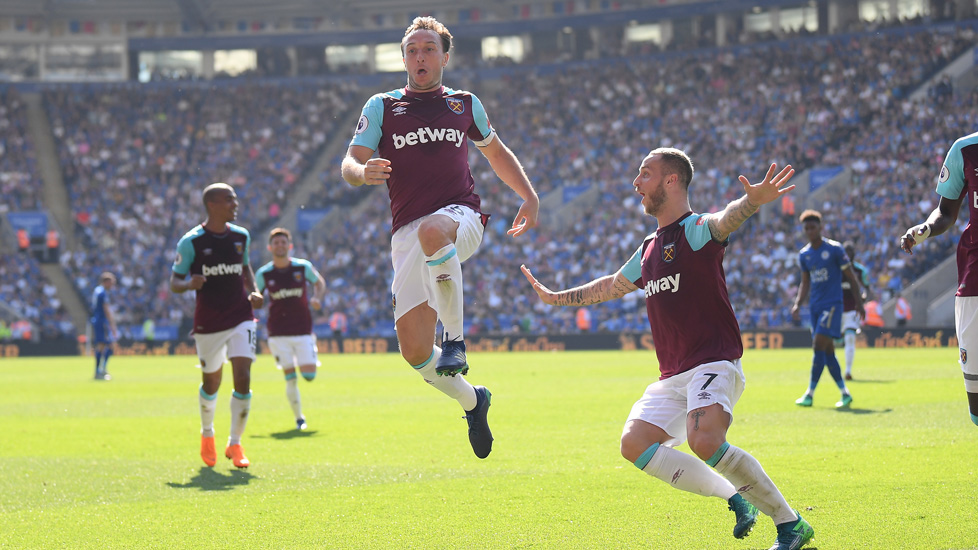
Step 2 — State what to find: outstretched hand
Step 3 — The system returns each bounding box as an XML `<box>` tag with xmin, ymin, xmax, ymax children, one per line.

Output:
<box><xmin>739</xmin><ymin>163</ymin><xmax>795</xmax><ymax>208</ymax></box>
<box><xmin>520</xmin><ymin>264</ymin><xmax>557</xmax><ymax>305</ymax></box>
<box><xmin>507</xmin><ymin>199</ymin><xmax>539</xmax><ymax>237</ymax></box>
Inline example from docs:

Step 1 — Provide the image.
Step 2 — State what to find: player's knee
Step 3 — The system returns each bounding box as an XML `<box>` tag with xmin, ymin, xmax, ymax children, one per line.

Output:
<box><xmin>687</xmin><ymin>434</ymin><xmax>725</xmax><ymax>462</ymax></box>
<box><xmin>619</xmin><ymin>432</ymin><xmax>649</xmax><ymax>464</ymax></box>
<box><xmin>401</xmin><ymin>345</ymin><xmax>432</xmax><ymax>368</ymax></box>
<box><xmin>417</xmin><ymin>219</ymin><xmax>453</xmax><ymax>251</ymax></box>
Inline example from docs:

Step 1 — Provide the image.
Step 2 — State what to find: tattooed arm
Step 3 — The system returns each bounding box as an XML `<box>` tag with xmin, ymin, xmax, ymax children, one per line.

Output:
<box><xmin>705</xmin><ymin>163</ymin><xmax>796</xmax><ymax>243</ymax></box>
<box><xmin>520</xmin><ymin>265</ymin><xmax>638</xmax><ymax>306</ymax></box>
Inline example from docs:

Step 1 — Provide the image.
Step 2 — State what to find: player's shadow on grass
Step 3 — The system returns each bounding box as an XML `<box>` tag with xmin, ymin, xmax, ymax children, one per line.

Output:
<box><xmin>166</xmin><ymin>467</ymin><xmax>256</xmax><ymax>491</ymax></box>
<box><xmin>252</xmin><ymin>429</ymin><xmax>319</xmax><ymax>440</ymax></box>
<box><xmin>835</xmin><ymin>407</ymin><xmax>893</xmax><ymax>415</ymax></box>
<box><xmin>844</xmin><ymin>378</ymin><xmax>895</xmax><ymax>384</ymax></box>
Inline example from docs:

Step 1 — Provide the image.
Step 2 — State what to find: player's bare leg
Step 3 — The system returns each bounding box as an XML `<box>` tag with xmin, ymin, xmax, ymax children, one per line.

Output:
<box><xmin>397</xmin><ymin>303</ymin><xmax>491</xmax><ymax>457</ymax></box>
<box><xmin>968</xmin><ymin>391</ymin><xmax>978</xmax><ymax>426</ymax></box>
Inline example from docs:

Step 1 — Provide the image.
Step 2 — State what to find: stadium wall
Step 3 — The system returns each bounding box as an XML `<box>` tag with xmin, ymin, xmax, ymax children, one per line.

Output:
<box><xmin>2</xmin><ymin>328</ymin><xmax>958</xmax><ymax>357</ymax></box>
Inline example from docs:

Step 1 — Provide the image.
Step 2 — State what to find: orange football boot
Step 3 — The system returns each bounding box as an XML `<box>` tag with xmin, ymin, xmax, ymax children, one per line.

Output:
<box><xmin>200</xmin><ymin>435</ymin><xmax>216</xmax><ymax>467</ymax></box>
<box><xmin>225</xmin><ymin>444</ymin><xmax>250</xmax><ymax>468</ymax></box>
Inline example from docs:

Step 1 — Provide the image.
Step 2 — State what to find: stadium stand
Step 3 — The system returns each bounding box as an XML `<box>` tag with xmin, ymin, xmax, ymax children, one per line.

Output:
<box><xmin>3</xmin><ymin>12</ymin><xmax>977</xmax><ymax>339</ymax></box>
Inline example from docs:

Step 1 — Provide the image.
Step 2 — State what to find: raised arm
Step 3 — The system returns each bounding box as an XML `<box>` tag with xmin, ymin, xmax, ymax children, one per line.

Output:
<box><xmin>706</xmin><ymin>163</ymin><xmax>795</xmax><ymax>243</ymax></box>
<box><xmin>479</xmin><ymin>136</ymin><xmax>539</xmax><ymax>237</ymax></box>
<box><xmin>521</xmin><ymin>264</ymin><xmax>638</xmax><ymax>306</ymax></box>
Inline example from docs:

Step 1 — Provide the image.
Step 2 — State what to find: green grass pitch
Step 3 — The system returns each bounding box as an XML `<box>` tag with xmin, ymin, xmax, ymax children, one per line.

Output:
<box><xmin>1</xmin><ymin>348</ymin><xmax>976</xmax><ymax>549</ymax></box>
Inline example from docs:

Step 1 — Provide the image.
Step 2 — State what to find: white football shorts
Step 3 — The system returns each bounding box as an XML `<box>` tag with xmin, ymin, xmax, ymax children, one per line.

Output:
<box><xmin>842</xmin><ymin>310</ymin><xmax>862</xmax><ymax>334</ymax></box>
<box><xmin>954</xmin><ymin>296</ymin><xmax>978</xmax><ymax>393</ymax></box>
<box><xmin>193</xmin><ymin>320</ymin><xmax>256</xmax><ymax>374</ymax></box>
<box><xmin>390</xmin><ymin>204</ymin><xmax>485</xmax><ymax>322</ymax></box>
<box><xmin>267</xmin><ymin>334</ymin><xmax>320</xmax><ymax>370</ymax></box>
<box><xmin>625</xmin><ymin>360</ymin><xmax>746</xmax><ymax>447</ymax></box>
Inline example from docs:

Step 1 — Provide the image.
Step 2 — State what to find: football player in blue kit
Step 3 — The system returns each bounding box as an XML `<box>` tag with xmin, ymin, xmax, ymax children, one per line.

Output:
<box><xmin>790</xmin><ymin>210</ymin><xmax>864</xmax><ymax>408</ymax></box>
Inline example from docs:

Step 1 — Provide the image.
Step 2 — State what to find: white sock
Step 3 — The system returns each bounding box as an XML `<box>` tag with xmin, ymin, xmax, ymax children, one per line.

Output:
<box><xmin>712</xmin><ymin>443</ymin><xmax>797</xmax><ymax>525</ymax></box>
<box><xmin>228</xmin><ymin>391</ymin><xmax>252</xmax><ymax>446</ymax></box>
<box><xmin>199</xmin><ymin>385</ymin><xmax>217</xmax><ymax>438</ymax></box>
<box><xmin>636</xmin><ymin>443</ymin><xmax>736</xmax><ymax>499</ymax></box>
<box><xmin>844</xmin><ymin>332</ymin><xmax>856</xmax><ymax>375</ymax></box>
<box><xmin>413</xmin><ymin>346</ymin><xmax>477</xmax><ymax>410</ymax></box>
<box><xmin>425</xmin><ymin>244</ymin><xmax>464</xmax><ymax>342</ymax></box>
<box><xmin>285</xmin><ymin>373</ymin><xmax>303</xmax><ymax>420</ymax></box>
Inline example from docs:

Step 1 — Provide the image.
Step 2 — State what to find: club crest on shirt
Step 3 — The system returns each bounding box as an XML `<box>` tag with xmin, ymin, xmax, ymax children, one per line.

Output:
<box><xmin>961</xmin><ymin>348</ymin><xmax>968</xmax><ymax>365</ymax></box>
<box><xmin>821</xmin><ymin>251</ymin><xmax>830</xmax><ymax>260</ymax></box>
<box><xmin>662</xmin><ymin>242</ymin><xmax>676</xmax><ymax>263</ymax></box>
<box><xmin>203</xmin><ymin>248</ymin><xmax>213</xmax><ymax>256</ymax></box>
<box><xmin>446</xmin><ymin>98</ymin><xmax>464</xmax><ymax>114</ymax></box>
<box><xmin>234</xmin><ymin>242</ymin><xmax>244</xmax><ymax>255</ymax></box>
<box><xmin>293</xmin><ymin>271</ymin><xmax>303</xmax><ymax>282</ymax></box>
<box><xmin>268</xmin><ymin>279</ymin><xmax>276</xmax><ymax>286</ymax></box>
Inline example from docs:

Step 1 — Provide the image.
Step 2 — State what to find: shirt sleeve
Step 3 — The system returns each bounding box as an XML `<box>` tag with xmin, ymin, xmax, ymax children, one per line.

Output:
<box><xmin>172</xmin><ymin>236</ymin><xmax>195</xmax><ymax>275</ymax></box>
<box><xmin>350</xmin><ymin>94</ymin><xmax>385</xmax><ymax>151</ymax></box>
<box><xmin>682</xmin><ymin>214</ymin><xmax>714</xmax><ymax>251</ymax></box>
<box><xmin>301</xmin><ymin>260</ymin><xmax>318</xmax><ymax>283</ymax></box>
<box><xmin>620</xmin><ymin>244</ymin><xmax>644</xmax><ymax>286</ymax></box>
<box><xmin>936</xmin><ymin>138</ymin><xmax>966</xmax><ymax>200</ymax></box>
<box><xmin>468</xmin><ymin>92</ymin><xmax>496</xmax><ymax>147</ymax></box>
<box><xmin>242</xmin><ymin>230</ymin><xmax>251</xmax><ymax>265</ymax></box>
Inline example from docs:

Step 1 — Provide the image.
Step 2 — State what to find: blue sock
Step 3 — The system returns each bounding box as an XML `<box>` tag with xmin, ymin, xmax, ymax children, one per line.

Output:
<box><xmin>825</xmin><ymin>352</ymin><xmax>847</xmax><ymax>391</ymax></box>
<box><xmin>808</xmin><ymin>350</ymin><xmax>827</xmax><ymax>393</ymax></box>
<box><xmin>94</xmin><ymin>350</ymin><xmax>104</xmax><ymax>375</ymax></box>
<box><xmin>971</xmin><ymin>413</ymin><xmax>978</xmax><ymax>426</ymax></box>
<box><xmin>101</xmin><ymin>347</ymin><xmax>113</xmax><ymax>372</ymax></box>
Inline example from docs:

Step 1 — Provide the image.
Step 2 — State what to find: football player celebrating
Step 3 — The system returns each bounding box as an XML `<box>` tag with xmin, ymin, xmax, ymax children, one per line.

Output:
<box><xmin>341</xmin><ymin>16</ymin><xmax>539</xmax><ymax>459</ymax></box>
<box><xmin>522</xmin><ymin>149</ymin><xmax>814</xmax><ymax>550</ymax></box>
<box><xmin>170</xmin><ymin>183</ymin><xmax>263</xmax><ymax>469</ymax></box>
<box><xmin>255</xmin><ymin>228</ymin><xmax>326</xmax><ymax>431</ymax></box>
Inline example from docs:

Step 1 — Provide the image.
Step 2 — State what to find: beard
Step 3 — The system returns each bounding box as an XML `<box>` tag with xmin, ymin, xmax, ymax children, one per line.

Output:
<box><xmin>643</xmin><ymin>184</ymin><xmax>667</xmax><ymax>216</ymax></box>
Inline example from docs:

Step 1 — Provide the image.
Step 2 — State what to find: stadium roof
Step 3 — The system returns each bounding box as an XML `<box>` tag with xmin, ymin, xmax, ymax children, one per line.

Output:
<box><xmin>1</xmin><ymin>0</ymin><xmax>723</xmax><ymax>24</ymax></box>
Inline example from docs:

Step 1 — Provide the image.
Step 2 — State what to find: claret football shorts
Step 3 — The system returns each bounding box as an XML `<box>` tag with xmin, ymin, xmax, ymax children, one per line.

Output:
<box><xmin>390</xmin><ymin>204</ymin><xmax>485</xmax><ymax>322</ymax></box>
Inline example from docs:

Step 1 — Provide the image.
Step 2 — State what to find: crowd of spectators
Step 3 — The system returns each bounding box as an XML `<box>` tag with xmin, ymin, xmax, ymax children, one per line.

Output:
<box><xmin>4</xmin><ymin>19</ymin><xmax>978</xmax><ymax>340</ymax></box>
<box><xmin>0</xmin><ymin>253</ymin><xmax>74</xmax><ymax>340</ymax></box>
<box><xmin>0</xmin><ymin>88</ymin><xmax>70</xmax><ymax>339</ymax></box>
<box><xmin>0</xmin><ymin>88</ymin><xmax>43</xmax><ymax>213</ymax></box>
